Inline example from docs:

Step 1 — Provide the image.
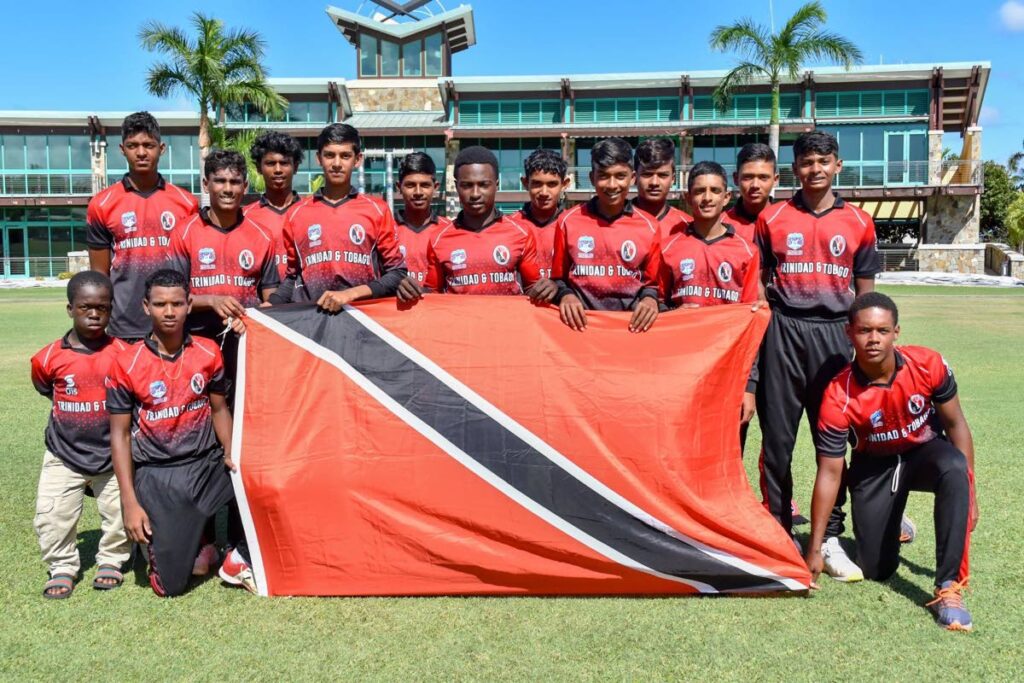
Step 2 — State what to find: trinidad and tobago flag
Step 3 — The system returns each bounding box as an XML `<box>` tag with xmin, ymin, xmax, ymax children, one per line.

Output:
<box><xmin>230</xmin><ymin>297</ymin><xmax>811</xmax><ymax>597</ymax></box>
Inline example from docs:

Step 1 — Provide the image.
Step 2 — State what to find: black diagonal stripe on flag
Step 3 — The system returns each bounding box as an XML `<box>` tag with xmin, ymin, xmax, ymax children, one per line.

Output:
<box><xmin>262</xmin><ymin>305</ymin><xmax>787</xmax><ymax>593</ymax></box>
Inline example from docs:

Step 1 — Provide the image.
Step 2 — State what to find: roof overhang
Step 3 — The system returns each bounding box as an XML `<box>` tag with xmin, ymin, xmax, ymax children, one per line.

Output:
<box><xmin>326</xmin><ymin>4</ymin><xmax>475</xmax><ymax>52</ymax></box>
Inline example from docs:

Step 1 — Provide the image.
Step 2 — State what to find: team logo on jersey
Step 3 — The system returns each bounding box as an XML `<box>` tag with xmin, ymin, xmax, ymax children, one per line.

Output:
<box><xmin>679</xmin><ymin>258</ymin><xmax>696</xmax><ymax>280</ymax></box>
<box><xmin>120</xmin><ymin>211</ymin><xmax>138</xmax><ymax>233</ymax></box>
<box><xmin>160</xmin><ymin>211</ymin><xmax>176</xmax><ymax>231</ymax></box>
<box><xmin>307</xmin><ymin>224</ymin><xmax>322</xmax><ymax>245</ymax></box>
<box><xmin>870</xmin><ymin>409</ymin><xmax>884</xmax><ymax>428</ymax></box>
<box><xmin>786</xmin><ymin>232</ymin><xmax>804</xmax><ymax>254</ymax></box>
<box><xmin>238</xmin><ymin>249</ymin><xmax>255</xmax><ymax>270</ymax></box>
<box><xmin>451</xmin><ymin>248</ymin><xmax>468</xmax><ymax>270</ymax></box>
<box><xmin>190</xmin><ymin>372</ymin><xmax>205</xmax><ymax>395</ymax></box>
<box><xmin>577</xmin><ymin>235</ymin><xmax>595</xmax><ymax>259</ymax></box>
<box><xmin>63</xmin><ymin>374</ymin><xmax>78</xmax><ymax>396</ymax></box>
<box><xmin>830</xmin><ymin>235</ymin><xmax>847</xmax><ymax>257</ymax></box>
<box><xmin>198</xmin><ymin>247</ymin><xmax>216</xmax><ymax>270</ymax></box>
<box><xmin>493</xmin><ymin>245</ymin><xmax>511</xmax><ymax>266</ymax></box>
<box><xmin>620</xmin><ymin>240</ymin><xmax>638</xmax><ymax>262</ymax></box>
<box><xmin>149</xmin><ymin>380</ymin><xmax>168</xmax><ymax>404</ymax></box>
<box><xmin>717</xmin><ymin>261</ymin><xmax>733</xmax><ymax>283</ymax></box>
<box><xmin>349</xmin><ymin>224</ymin><xmax>366</xmax><ymax>246</ymax></box>
<box><xmin>908</xmin><ymin>394</ymin><xmax>927</xmax><ymax>416</ymax></box>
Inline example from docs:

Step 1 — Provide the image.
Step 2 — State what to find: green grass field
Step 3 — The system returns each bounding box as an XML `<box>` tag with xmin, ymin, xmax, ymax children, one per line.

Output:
<box><xmin>1</xmin><ymin>285</ymin><xmax>1022</xmax><ymax>680</ymax></box>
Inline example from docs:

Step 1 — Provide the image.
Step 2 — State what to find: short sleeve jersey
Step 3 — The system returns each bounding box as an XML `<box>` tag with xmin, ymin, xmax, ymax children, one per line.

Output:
<box><xmin>31</xmin><ymin>334</ymin><xmax>129</xmax><ymax>475</ymax></box>
<box><xmin>551</xmin><ymin>199</ymin><xmax>663</xmax><ymax>311</ymax></box>
<box><xmin>282</xmin><ymin>189</ymin><xmax>406</xmax><ymax>301</ymax></box>
<box><xmin>424</xmin><ymin>213</ymin><xmax>541</xmax><ymax>295</ymax></box>
<box><xmin>509</xmin><ymin>203</ymin><xmax>563</xmax><ymax>279</ymax></box>
<box><xmin>660</xmin><ymin>223</ymin><xmax>760</xmax><ymax>307</ymax></box>
<box><xmin>755</xmin><ymin>192</ymin><xmax>881</xmax><ymax>319</ymax></box>
<box><xmin>105</xmin><ymin>336</ymin><xmax>227</xmax><ymax>465</ymax></box>
<box><xmin>724</xmin><ymin>202</ymin><xmax>763</xmax><ymax>242</ymax></box>
<box><xmin>396</xmin><ymin>212</ymin><xmax>451</xmax><ymax>284</ymax></box>
<box><xmin>816</xmin><ymin>346</ymin><xmax>958</xmax><ymax>458</ymax></box>
<box><xmin>85</xmin><ymin>175</ymin><xmax>198</xmax><ymax>339</ymax></box>
<box><xmin>243</xmin><ymin>193</ymin><xmax>302</xmax><ymax>281</ymax></box>
<box><xmin>652</xmin><ymin>204</ymin><xmax>693</xmax><ymax>240</ymax></box>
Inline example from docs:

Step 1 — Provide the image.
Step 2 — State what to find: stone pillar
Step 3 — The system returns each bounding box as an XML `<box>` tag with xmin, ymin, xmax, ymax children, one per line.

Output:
<box><xmin>444</xmin><ymin>135</ymin><xmax>460</xmax><ymax>219</ymax></box>
<box><xmin>679</xmin><ymin>133</ymin><xmax>693</xmax><ymax>189</ymax></box>
<box><xmin>927</xmin><ymin>129</ymin><xmax>943</xmax><ymax>185</ymax></box>
<box><xmin>560</xmin><ymin>134</ymin><xmax>576</xmax><ymax>189</ymax></box>
<box><xmin>91</xmin><ymin>138</ymin><xmax>107</xmax><ymax>194</ymax></box>
<box><xmin>923</xmin><ymin>195</ymin><xmax>980</xmax><ymax>245</ymax></box>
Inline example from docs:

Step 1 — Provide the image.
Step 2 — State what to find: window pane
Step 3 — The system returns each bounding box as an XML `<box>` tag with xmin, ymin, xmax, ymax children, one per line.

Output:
<box><xmin>425</xmin><ymin>33</ymin><xmax>442</xmax><ymax>76</ymax></box>
<box><xmin>360</xmin><ymin>34</ymin><xmax>378</xmax><ymax>76</ymax></box>
<box><xmin>169</xmin><ymin>135</ymin><xmax>192</xmax><ymax>169</ymax></box>
<box><xmin>403</xmin><ymin>40</ymin><xmax>422</xmax><ymax>77</ymax></box>
<box><xmin>26</xmin><ymin>136</ymin><xmax>47</xmax><ymax>170</ymax></box>
<box><xmin>27</xmin><ymin>227</ymin><xmax>50</xmax><ymax>258</ymax></box>
<box><xmin>106</xmin><ymin>141</ymin><xmax>126</xmax><ymax>172</ymax></box>
<box><xmin>287</xmin><ymin>101</ymin><xmax>308</xmax><ymax>123</ymax></box>
<box><xmin>3</xmin><ymin>135</ymin><xmax>26</xmax><ymax>169</ymax></box>
<box><xmin>308</xmin><ymin>102</ymin><xmax>329</xmax><ymax>123</ymax></box>
<box><xmin>51</xmin><ymin>226</ymin><xmax>73</xmax><ymax>258</ymax></box>
<box><xmin>862</xmin><ymin>127</ymin><xmax>883</xmax><ymax>161</ymax></box>
<box><xmin>70</xmin><ymin>136</ymin><xmax>91</xmax><ymax>169</ymax></box>
<box><xmin>47</xmin><ymin>136</ymin><xmax>70</xmax><ymax>170</ymax></box>
<box><xmin>381</xmin><ymin>40</ymin><xmax>399</xmax><ymax>77</ymax></box>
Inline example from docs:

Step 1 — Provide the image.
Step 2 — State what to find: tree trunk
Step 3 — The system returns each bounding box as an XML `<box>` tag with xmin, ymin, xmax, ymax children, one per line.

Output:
<box><xmin>198</xmin><ymin>108</ymin><xmax>212</xmax><ymax>207</ymax></box>
<box><xmin>769</xmin><ymin>84</ymin><xmax>781</xmax><ymax>198</ymax></box>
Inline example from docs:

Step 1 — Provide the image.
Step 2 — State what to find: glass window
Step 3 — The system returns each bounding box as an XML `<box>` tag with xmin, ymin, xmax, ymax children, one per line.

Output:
<box><xmin>51</xmin><ymin>226</ymin><xmax>73</xmax><ymax>258</ymax></box>
<box><xmin>3</xmin><ymin>135</ymin><xmax>25</xmax><ymax>169</ymax></box>
<box><xmin>403</xmin><ymin>40</ymin><xmax>423</xmax><ymax>77</ymax></box>
<box><xmin>861</xmin><ymin>127</ymin><xmax>883</xmax><ymax>161</ymax></box>
<box><xmin>308</xmin><ymin>102</ymin><xmax>329</xmax><ymax>123</ymax></box>
<box><xmin>70</xmin><ymin>136</ymin><xmax>91</xmax><ymax>169</ymax></box>
<box><xmin>169</xmin><ymin>135</ymin><xmax>192</xmax><ymax>170</ymax></box>
<box><xmin>360</xmin><ymin>34</ymin><xmax>378</xmax><ymax>77</ymax></box>
<box><xmin>908</xmin><ymin>133</ymin><xmax>927</xmax><ymax>162</ymax></box>
<box><xmin>106</xmin><ymin>141</ymin><xmax>127</xmax><ymax>172</ymax></box>
<box><xmin>47</xmin><ymin>136</ymin><xmax>70</xmax><ymax>170</ymax></box>
<box><xmin>425</xmin><ymin>32</ymin><xmax>442</xmax><ymax>76</ymax></box>
<box><xmin>27</xmin><ymin>226</ymin><xmax>50</xmax><ymax>258</ymax></box>
<box><xmin>26</xmin><ymin>136</ymin><xmax>47</xmax><ymax>170</ymax></box>
<box><xmin>381</xmin><ymin>40</ymin><xmax>399</xmax><ymax>77</ymax></box>
<box><xmin>287</xmin><ymin>101</ymin><xmax>308</xmax><ymax>123</ymax></box>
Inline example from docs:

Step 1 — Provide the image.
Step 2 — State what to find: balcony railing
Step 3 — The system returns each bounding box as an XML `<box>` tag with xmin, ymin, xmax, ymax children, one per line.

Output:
<box><xmin>1</xmin><ymin>256</ymin><xmax>70</xmax><ymax>278</ymax></box>
<box><xmin>0</xmin><ymin>173</ymin><xmax>93</xmax><ymax>196</ymax></box>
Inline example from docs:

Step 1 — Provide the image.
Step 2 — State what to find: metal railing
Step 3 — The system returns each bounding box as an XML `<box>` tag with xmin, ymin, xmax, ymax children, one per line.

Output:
<box><xmin>1</xmin><ymin>256</ymin><xmax>70</xmax><ymax>278</ymax></box>
<box><xmin>0</xmin><ymin>173</ymin><xmax>93</xmax><ymax>195</ymax></box>
<box><xmin>878</xmin><ymin>247</ymin><xmax>918</xmax><ymax>272</ymax></box>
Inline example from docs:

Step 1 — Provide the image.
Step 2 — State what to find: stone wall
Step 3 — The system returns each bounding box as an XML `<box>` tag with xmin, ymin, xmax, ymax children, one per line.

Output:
<box><xmin>346</xmin><ymin>82</ymin><xmax>442</xmax><ymax>112</ymax></box>
<box><xmin>985</xmin><ymin>243</ymin><xmax>1024</xmax><ymax>278</ymax></box>
<box><xmin>923</xmin><ymin>194</ymin><xmax>980</xmax><ymax>244</ymax></box>
<box><xmin>916</xmin><ymin>244</ymin><xmax>985</xmax><ymax>274</ymax></box>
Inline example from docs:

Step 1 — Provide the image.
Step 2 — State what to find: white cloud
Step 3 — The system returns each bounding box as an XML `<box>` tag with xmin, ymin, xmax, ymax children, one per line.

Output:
<box><xmin>980</xmin><ymin>105</ymin><xmax>1001</xmax><ymax>125</ymax></box>
<box><xmin>1000</xmin><ymin>1</ymin><xmax>1024</xmax><ymax>30</ymax></box>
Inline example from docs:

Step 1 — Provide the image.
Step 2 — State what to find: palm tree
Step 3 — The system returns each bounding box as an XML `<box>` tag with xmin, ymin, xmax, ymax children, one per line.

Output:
<box><xmin>210</xmin><ymin>126</ymin><xmax>265</xmax><ymax>192</ymax></box>
<box><xmin>139</xmin><ymin>12</ymin><xmax>286</xmax><ymax>173</ymax></box>
<box><xmin>1008</xmin><ymin>140</ymin><xmax>1024</xmax><ymax>190</ymax></box>
<box><xmin>710</xmin><ymin>1</ymin><xmax>863</xmax><ymax>158</ymax></box>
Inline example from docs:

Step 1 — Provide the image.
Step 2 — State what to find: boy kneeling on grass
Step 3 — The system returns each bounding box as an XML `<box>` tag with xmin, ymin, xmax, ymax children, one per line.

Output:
<box><xmin>106</xmin><ymin>268</ymin><xmax>255</xmax><ymax>596</ymax></box>
<box><xmin>31</xmin><ymin>272</ymin><xmax>131</xmax><ymax>599</ymax></box>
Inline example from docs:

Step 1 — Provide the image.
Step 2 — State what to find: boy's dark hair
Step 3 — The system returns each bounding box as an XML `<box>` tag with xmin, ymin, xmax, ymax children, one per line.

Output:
<box><xmin>398</xmin><ymin>151</ymin><xmax>438</xmax><ymax>181</ymax></box>
<box><xmin>121</xmin><ymin>111</ymin><xmax>161</xmax><ymax>142</ymax></box>
<box><xmin>204</xmin><ymin>149</ymin><xmax>247</xmax><ymax>179</ymax></box>
<box><xmin>687</xmin><ymin>160</ymin><xmax>729</xmax><ymax>191</ymax></box>
<box><xmin>793</xmin><ymin>131</ymin><xmax>840</xmax><ymax>160</ymax></box>
<box><xmin>848</xmin><ymin>291</ymin><xmax>899</xmax><ymax>325</ymax></box>
<box><xmin>634</xmin><ymin>138</ymin><xmax>675</xmax><ymax>172</ymax></box>
<box><xmin>67</xmin><ymin>271</ymin><xmax>112</xmax><ymax>304</ymax></box>
<box><xmin>144</xmin><ymin>268</ymin><xmax>190</xmax><ymax>299</ymax></box>
<box><xmin>736</xmin><ymin>142</ymin><xmax>776</xmax><ymax>170</ymax></box>
<box><xmin>590</xmin><ymin>137</ymin><xmax>633</xmax><ymax>171</ymax></box>
<box><xmin>251</xmin><ymin>131</ymin><xmax>304</xmax><ymax>168</ymax></box>
<box><xmin>454</xmin><ymin>145</ymin><xmax>499</xmax><ymax>179</ymax></box>
<box><xmin>523</xmin><ymin>149</ymin><xmax>567</xmax><ymax>180</ymax></box>
<box><xmin>317</xmin><ymin>123</ymin><xmax>361</xmax><ymax>154</ymax></box>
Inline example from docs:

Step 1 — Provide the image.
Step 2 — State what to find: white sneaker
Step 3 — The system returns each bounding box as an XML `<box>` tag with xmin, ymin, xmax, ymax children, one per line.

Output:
<box><xmin>821</xmin><ymin>537</ymin><xmax>864</xmax><ymax>582</ymax></box>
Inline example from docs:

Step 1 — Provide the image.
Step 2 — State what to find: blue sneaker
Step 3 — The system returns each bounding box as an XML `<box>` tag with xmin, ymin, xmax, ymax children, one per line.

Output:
<box><xmin>927</xmin><ymin>579</ymin><xmax>972</xmax><ymax>631</ymax></box>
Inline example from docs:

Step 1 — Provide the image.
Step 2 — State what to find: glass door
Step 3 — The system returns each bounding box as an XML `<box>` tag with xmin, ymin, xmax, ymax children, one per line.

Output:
<box><xmin>3</xmin><ymin>225</ymin><xmax>29</xmax><ymax>278</ymax></box>
<box><xmin>885</xmin><ymin>132</ymin><xmax>909</xmax><ymax>186</ymax></box>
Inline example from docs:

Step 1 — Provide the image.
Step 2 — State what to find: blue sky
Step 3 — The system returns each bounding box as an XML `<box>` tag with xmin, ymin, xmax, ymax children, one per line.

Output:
<box><xmin>0</xmin><ymin>0</ymin><xmax>1021</xmax><ymax>162</ymax></box>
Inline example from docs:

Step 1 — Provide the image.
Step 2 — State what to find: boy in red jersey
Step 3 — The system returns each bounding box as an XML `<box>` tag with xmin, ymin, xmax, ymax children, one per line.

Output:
<box><xmin>394</xmin><ymin>152</ymin><xmax>451</xmax><ymax>286</ymax></box>
<box><xmin>30</xmin><ymin>272</ymin><xmax>130</xmax><ymax>599</ymax></box>
<box><xmin>726</xmin><ymin>142</ymin><xmax>779</xmax><ymax>241</ymax></box>
<box><xmin>106</xmin><ymin>269</ymin><xmax>239</xmax><ymax>597</ymax></box>
<box><xmin>280</xmin><ymin>123</ymin><xmax>410</xmax><ymax>312</ymax></box>
<box><xmin>551</xmin><ymin>137</ymin><xmax>663</xmax><ymax>332</ymax></box>
<box><xmin>245</xmin><ymin>131</ymin><xmax>307</xmax><ymax>302</ymax></box>
<box><xmin>416</xmin><ymin>146</ymin><xmax>556</xmax><ymax>300</ymax></box>
<box><xmin>87</xmin><ymin>112</ymin><xmax>198</xmax><ymax>341</ymax></box>
<box><xmin>510</xmin><ymin>149</ymin><xmax>570</xmax><ymax>278</ymax></box>
<box><xmin>633</xmin><ymin>138</ymin><xmax>691</xmax><ymax>236</ymax></box>
<box><xmin>808</xmin><ymin>293</ymin><xmax>977</xmax><ymax>631</ymax></box>
<box><xmin>755</xmin><ymin>131</ymin><xmax>881</xmax><ymax>580</ymax></box>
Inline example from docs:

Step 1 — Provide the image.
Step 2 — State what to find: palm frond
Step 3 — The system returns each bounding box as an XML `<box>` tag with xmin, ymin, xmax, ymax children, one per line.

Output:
<box><xmin>709</xmin><ymin>19</ymin><xmax>771</xmax><ymax>65</ymax></box>
<box><xmin>138</xmin><ymin>21</ymin><xmax>193</xmax><ymax>57</ymax></box>
<box><xmin>144</xmin><ymin>63</ymin><xmax>198</xmax><ymax>100</ymax></box>
<box><xmin>711</xmin><ymin>62</ymin><xmax>768</xmax><ymax>112</ymax></box>
<box><xmin>777</xmin><ymin>1</ymin><xmax>827</xmax><ymax>43</ymax></box>
<box><xmin>793</xmin><ymin>32</ymin><xmax>864</xmax><ymax>69</ymax></box>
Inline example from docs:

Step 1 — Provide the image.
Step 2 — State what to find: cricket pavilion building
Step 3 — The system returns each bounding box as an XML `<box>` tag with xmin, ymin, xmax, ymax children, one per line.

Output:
<box><xmin>0</xmin><ymin>2</ymin><xmax>997</xmax><ymax>279</ymax></box>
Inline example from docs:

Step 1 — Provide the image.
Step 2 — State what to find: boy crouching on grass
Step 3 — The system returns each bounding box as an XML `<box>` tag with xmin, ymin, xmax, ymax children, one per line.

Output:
<box><xmin>31</xmin><ymin>272</ymin><xmax>132</xmax><ymax>599</ymax></box>
<box><xmin>106</xmin><ymin>268</ymin><xmax>254</xmax><ymax>596</ymax></box>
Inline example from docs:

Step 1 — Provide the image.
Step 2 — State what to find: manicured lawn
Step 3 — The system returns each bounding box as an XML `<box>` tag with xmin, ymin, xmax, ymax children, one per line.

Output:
<box><xmin>1</xmin><ymin>285</ymin><xmax>1022</xmax><ymax>680</ymax></box>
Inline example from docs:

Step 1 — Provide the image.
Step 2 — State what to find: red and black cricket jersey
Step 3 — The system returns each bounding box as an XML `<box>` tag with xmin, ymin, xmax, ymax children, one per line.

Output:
<box><xmin>724</xmin><ymin>202</ymin><xmax>764</xmax><ymax>242</ymax></box>
<box><xmin>660</xmin><ymin>223</ymin><xmax>760</xmax><ymax>307</ymax></box>
<box><xmin>31</xmin><ymin>333</ymin><xmax>129</xmax><ymax>475</ymax></box>
<box><xmin>396</xmin><ymin>212</ymin><xmax>451</xmax><ymax>284</ymax></box>
<box><xmin>282</xmin><ymin>189</ymin><xmax>406</xmax><ymax>301</ymax></box>
<box><xmin>243</xmin><ymin>192</ymin><xmax>301</xmax><ymax>281</ymax></box>
<box><xmin>86</xmin><ymin>175</ymin><xmax>199</xmax><ymax>339</ymax></box>
<box><xmin>816</xmin><ymin>346</ymin><xmax>957</xmax><ymax>458</ymax></box>
<box><xmin>651</xmin><ymin>204</ymin><xmax>693</xmax><ymax>240</ymax></box>
<box><xmin>424</xmin><ymin>212</ymin><xmax>542</xmax><ymax>295</ymax></box>
<box><xmin>168</xmin><ymin>208</ymin><xmax>280</xmax><ymax>335</ymax></box>
<box><xmin>509</xmin><ymin>203</ymin><xmax>563</xmax><ymax>279</ymax></box>
<box><xmin>106</xmin><ymin>335</ymin><xmax>227</xmax><ymax>465</ymax></box>
<box><xmin>551</xmin><ymin>198</ymin><xmax>663</xmax><ymax>311</ymax></box>
<box><xmin>756</xmin><ymin>192</ymin><xmax>881</xmax><ymax>319</ymax></box>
